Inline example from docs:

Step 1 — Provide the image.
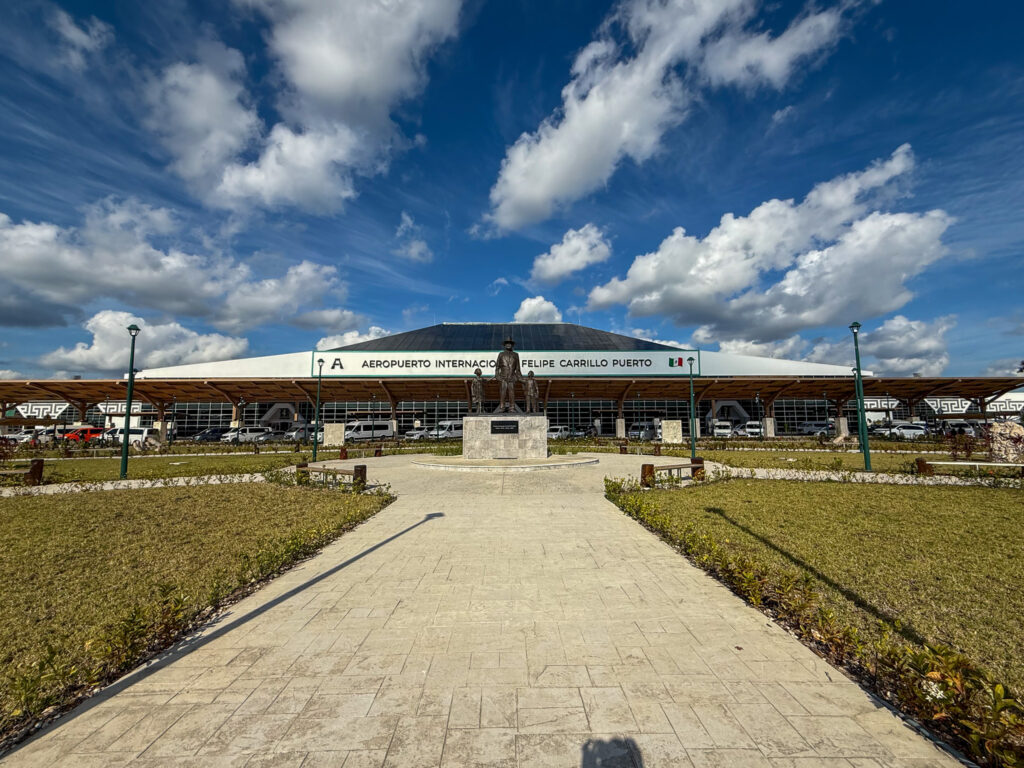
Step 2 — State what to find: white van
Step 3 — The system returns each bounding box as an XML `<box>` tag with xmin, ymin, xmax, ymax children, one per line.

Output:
<box><xmin>627</xmin><ymin>422</ymin><xmax>656</xmax><ymax>440</ymax></box>
<box><xmin>547</xmin><ymin>425</ymin><xmax>571</xmax><ymax>439</ymax></box>
<box><xmin>109</xmin><ymin>427</ymin><xmax>158</xmax><ymax>445</ymax></box>
<box><xmin>427</xmin><ymin>420</ymin><xmax>463</xmax><ymax>439</ymax></box>
<box><xmin>344</xmin><ymin>420</ymin><xmax>395</xmax><ymax>441</ymax></box>
<box><xmin>712</xmin><ymin>420</ymin><xmax>733</xmax><ymax>437</ymax></box>
<box><xmin>220</xmin><ymin>426</ymin><xmax>271</xmax><ymax>443</ymax></box>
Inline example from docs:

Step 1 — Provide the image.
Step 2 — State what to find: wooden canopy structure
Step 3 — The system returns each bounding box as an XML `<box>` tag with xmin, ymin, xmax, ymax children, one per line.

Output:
<box><xmin>0</xmin><ymin>375</ymin><xmax>1020</xmax><ymax>422</ymax></box>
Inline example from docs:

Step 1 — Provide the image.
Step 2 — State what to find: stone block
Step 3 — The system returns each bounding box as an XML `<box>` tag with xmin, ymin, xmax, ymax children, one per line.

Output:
<box><xmin>661</xmin><ymin>420</ymin><xmax>683</xmax><ymax>444</ymax></box>
<box><xmin>323</xmin><ymin>423</ymin><xmax>346</xmax><ymax>446</ymax></box>
<box><xmin>463</xmin><ymin>415</ymin><xmax>548</xmax><ymax>459</ymax></box>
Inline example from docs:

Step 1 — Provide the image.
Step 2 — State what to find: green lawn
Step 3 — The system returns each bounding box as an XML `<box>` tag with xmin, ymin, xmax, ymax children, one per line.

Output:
<box><xmin>0</xmin><ymin>484</ymin><xmax>390</xmax><ymax>738</ymax></box>
<box><xmin>698</xmin><ymin>449</ymin><xmax>919</xmax><ymax>473</ymax></box>
<box><xmin>1</xmin><ymin>453</ymin><xmax>313</xmax><ymax>484</ymax></box>
<box><xmin>642</xmin><ymin>480</ymin><xmax>1024</xmax><ymax>690</ymax></box>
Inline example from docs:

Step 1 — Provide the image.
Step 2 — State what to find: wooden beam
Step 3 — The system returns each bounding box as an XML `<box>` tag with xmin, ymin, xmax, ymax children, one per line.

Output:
<box><xmin>616</xmin><ymin>380</ymin><xmax>636</xmax><ymax>418</ymax></box>
<box><xmin>205</xmin><ymin>381</ymin><xmax>243</xmax><ymax>404</ymax></box>
<box><xmin>378</xmin><ymin>380</ymin><xmax>397</xmax><ymax>419</ymax></box>
<box><xmin>291</xmin><ymin>381</ymin><xmax>317</xmax><ymax>405</ymax></box>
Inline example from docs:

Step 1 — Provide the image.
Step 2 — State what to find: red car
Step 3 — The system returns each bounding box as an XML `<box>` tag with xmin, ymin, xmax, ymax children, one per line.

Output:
<box><xmin>65</xmin><ymin>426</ymin><xmax>105</xmax><ymax>443</ymax></box>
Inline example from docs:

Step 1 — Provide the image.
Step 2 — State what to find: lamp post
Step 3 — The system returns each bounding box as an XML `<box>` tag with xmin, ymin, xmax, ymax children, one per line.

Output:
<box><xmin>119</xmin><ymin>324</ymin><xmax>141</xmax><ymax>479</ymax></box>
<box><xmin>823</xmin><ymin>390</ymin><xmax>829</xmax><ymax>439</ymax></box>
<box><xmin>312</xmin><ymin>358</ymin><xmax>324</xmax><ymax>461</ymax></box>
<box><xmin>849</xmin><ymin>322</ymin><xmax>872</xmax><ymax>471</ymax></box>
<box><xmin>755</xmin><ymin>391</ymin><xmax>763</xmax><ymax>442</ymax></box>
<box><xmin>687</xmin><ymin>356</ymin><xmax>697</xmax><ymax>460</ymax></box>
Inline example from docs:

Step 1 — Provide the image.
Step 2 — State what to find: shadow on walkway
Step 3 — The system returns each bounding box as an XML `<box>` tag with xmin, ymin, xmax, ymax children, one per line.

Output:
<box><xmin>6</xmin><ymin>511</ymin><xmax>444</xmax><ymax>758</ymax></box>
<box><xmin>581</xmin><ymin>736</ymin><xmax>645</xmax><ymax>767</ymax></box>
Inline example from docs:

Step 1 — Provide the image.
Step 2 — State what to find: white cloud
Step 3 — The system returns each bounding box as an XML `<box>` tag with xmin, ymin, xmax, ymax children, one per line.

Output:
<box><xmin>49</xmin><ymin>9</ymin><xmax>113</xmax><ymax>71</ymax></box>
<box><xmin>292</xmin><ymin>308</ymin><xmax>361</xmax><ymax>333</ymax></box>
<box><xmin>392</xmin><ymin>212</ymin><xmax>433</xmax><ymax>262</ymax></box>
<box><xmin>40</xmin><ymin>311</ymin><xmax>248</xmax><ymax>373</ymax></box>
<box><xmin>803</xmin><ymin>315</ymin><xmax>956</xmax><ymax>376</ymax></box>
<box><xmin>588</xmin><ymin>145</ymin><xmax>953</xmax><ymax>342</ymax></box>
<box><xmin>317</xmin><ymin>326</ymin><xmax>392</xmax><ymax>350</ymax></box>
<box><xmin>0</xmin><ymin>369</ymin><xmax>23</xmax><ymax>380</ymax></box>
<box><xmin>718</xmin><ymin>335</ymin><xmax>808</xmax><ymax>359</ymax></box>
<box><xmin>983</xmin><ymin>358</ymin><xmax>1024</xmax><ymax>378</ymax></box>
<box><xmin>531</xmin><ymin>224</ymin><xmax>611</xmax><ymax>285</ymax></box>
<box><xmin>488</xmin><ymin>277</ymin><xmax>509</xmax><ymax>296</ymax></box>
<box><xmin>514</xmin><ymin>296</ymin><xmax>563</xmax><ymax>323</ymax></box>
<box><xmin>0</xmin><ymin>197</ymin><xmax>348</xmax><ymax>332</ymax></box>
<box><xmin>485</xmin><ymin>0</ymin><xmax>846</xmax><ymax>231</ymax></box>
<box><xmin>145</xmin><ymin>41</ymin><xmax>262</xmax><ymax>192</ymax></box>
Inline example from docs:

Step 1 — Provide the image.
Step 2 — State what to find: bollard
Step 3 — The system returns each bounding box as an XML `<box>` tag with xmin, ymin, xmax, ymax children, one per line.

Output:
<box><xmin>374</xmin><ymin>446</ymin><xmax>383</xmax><ymax>458</ymax></box>
<box><xmin>339</xmin><ymin>447</ymin><xmax>348</xmax><ymax>460</ymax></box>
<box><xmin>619</xmin><ymin>444</ymin><xmax>627</xmax><ymax>455</ymax></box>
<box><xmin>691</xmin><ymin>457</ymin><xmax>705</xmax><ymax>480</ymax></box>
<box><xmin>27</xmin><ymin>459</ymin><xmax>44</xmax><ymax>486</ymax></box>
<box><xmin>914</xmin><ymin>457</ymin><xmax>934</xmax><ymax>476</ymax></box>
<box><xmin>353</xmin><ymin>464</ymin><xmax>367</xmax><ymax>491</ymax></box>
<box><xmin>640</xmin><ymin>463</ymin><xmax>655</xmax><ymax>487</ymax></box>
<box><xmin>653</xmin><ymin>444</ymin><xmax>662</xmax><ymax>456</ymax></box>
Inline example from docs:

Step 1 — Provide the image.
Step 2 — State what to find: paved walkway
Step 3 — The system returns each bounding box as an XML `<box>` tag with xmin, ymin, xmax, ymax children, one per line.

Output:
<box><xmin>3</xmin><ymin>454</ymin><xmax>960</xmax><ymax>767</ymax></box>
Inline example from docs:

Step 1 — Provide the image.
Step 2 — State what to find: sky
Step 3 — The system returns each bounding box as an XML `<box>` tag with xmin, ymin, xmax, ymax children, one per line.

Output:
<box><xmin>0</xmin><ymin>0</ymin><xmax>1022</xmax><ymax>381</ymax></box>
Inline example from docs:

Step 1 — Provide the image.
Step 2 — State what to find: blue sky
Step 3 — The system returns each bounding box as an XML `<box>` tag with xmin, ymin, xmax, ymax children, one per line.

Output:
<box><xmin>0</xmin><ymin>0</ymin><xmax>1022</xmax><ymax>379</ymax></box>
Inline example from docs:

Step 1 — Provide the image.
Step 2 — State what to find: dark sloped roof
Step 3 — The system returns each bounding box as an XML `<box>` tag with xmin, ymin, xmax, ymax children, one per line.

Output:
<box><xmin>330</xmin><ymin>323</ymin><xmax>681</xmax><ymax>352</ymax></box>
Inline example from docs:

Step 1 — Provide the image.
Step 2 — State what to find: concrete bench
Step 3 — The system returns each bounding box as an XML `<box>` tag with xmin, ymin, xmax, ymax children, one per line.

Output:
<box><xmin>915</xmin><ymin>458</ymin><xmax>1024</xmax><ymax>477</ymax></box>
<box><xmin>296</xmin><ymin>463</ymin><xmax>367</xmax><ymax>489</ymax></box>
<box><xmin>0</xmin><ymin>459</ymin><xmax>44</xmax><ymax>486</ymax></box>
<box><xmin>641</xmin><ymin>458</ymin><xmax>705</xmax><ymax>486</ymax></box>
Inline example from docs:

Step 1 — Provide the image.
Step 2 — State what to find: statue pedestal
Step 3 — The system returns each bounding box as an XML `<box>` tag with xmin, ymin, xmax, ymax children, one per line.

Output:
<box><xmin>463</xmin><ymin>414</ymin><xmax>548</xmax><ymax>460</ymax></box>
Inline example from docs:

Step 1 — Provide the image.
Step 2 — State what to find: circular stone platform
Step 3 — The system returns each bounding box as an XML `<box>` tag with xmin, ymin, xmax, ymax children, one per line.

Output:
<box><xmin>411</xmin><ymin>455</ymin><xmax>599</xmax><ymax>472</ymax></box>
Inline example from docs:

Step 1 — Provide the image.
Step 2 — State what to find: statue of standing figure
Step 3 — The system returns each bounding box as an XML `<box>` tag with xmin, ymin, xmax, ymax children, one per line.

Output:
<box><xmin>524</xmin><ymin>371</ymin><xmax>540</xmax><ymax>413</ymax></box>
<box><xmin>493</xmin><ymin>337</ymin><xmax>524</xmax><ymax>413</ymax></box>
<box><xmin>470</xmin><ymin>368</ymin><xmax>486</xmax><ymax>414</ymax></box>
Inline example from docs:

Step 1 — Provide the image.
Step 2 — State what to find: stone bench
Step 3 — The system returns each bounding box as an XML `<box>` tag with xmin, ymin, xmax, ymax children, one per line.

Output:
<box><xmin>641</xmin><ymin>459</ymin><xmax>705</xmax><ymax>486</ymax></box>
<box><xmin>295</xmin><ymin>463</ymin><xmax>367</xmax><ymax>489</ymax></box>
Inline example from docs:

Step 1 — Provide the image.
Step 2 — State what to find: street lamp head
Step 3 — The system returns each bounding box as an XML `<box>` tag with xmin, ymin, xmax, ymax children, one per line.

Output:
<box><xmin>686</xmin><ymin>356</ymin><xmax>695</xmax><ymax>365</ymax></box>
<box><xmin>848</xmin><ymin>321</ymin><xmax>861</xmax><ymax>334</ymax></box>
<box><xmin>317</xmin><ymin>358</ymin><xmax>325</xmax><ymax>369</ymax></box>
<box><xmin>126</xmin><ymin>324</ymin><xmax>141</xmax><ymax>337</ymax></box>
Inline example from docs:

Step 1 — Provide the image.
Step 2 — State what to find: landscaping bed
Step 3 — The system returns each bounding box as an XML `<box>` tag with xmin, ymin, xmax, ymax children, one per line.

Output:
<box><xmin>0</xmin><ymin>483</ymin><xmax>392</xmax><ymax>750</ymax></box>
<box><xmin>606</xmin><ymin>477</ymin><xmax>1024</xmax><ymax>765</ymax></box>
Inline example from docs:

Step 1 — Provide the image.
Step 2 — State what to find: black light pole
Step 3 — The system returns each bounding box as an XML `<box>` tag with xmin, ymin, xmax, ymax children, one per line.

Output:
<box><xmin>312</xmin><ymin>358</ymin><xmax>324</xmax><ymax>461</ymax></box>
<box><xmin>119</xmin><ymin>324</ymin><xmax>141</xmax><ymax>479</ymax></box>
<box><xmin>687</xmin><ymin>356</ymin><xmax>696</xmax><ymax>460</ymax></box>
<box><xmin>849</xmin><ymin>322</ymin><xmax>872</xmax><ymax>471</ymax></box>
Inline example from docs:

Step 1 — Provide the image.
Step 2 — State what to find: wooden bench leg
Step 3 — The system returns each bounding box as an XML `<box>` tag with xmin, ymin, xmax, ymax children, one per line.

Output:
<box><xmin>691</xmin><ymin>458</ymin><xmax>704</xmax><ymax>480</ymax></box>
<box><xmin>641</xmin><ymin>463</ymin><xmax>655</xmax><ymax>488</ymax></box>
<box><xmin>914</xmin><ymin>458</ymin><xmax>934</xmax><ymax>476</ymax></box>
<box><xmin>353</xmin><ymin>465</ymin><xmax>367</xmax><ymax>491</ymax></box>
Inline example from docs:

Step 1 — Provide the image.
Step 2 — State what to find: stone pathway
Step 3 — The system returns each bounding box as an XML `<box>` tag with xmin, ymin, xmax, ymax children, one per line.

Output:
<box><xmin>2</xmin><ymin>454</ymin><xmax>961</xmax><ymax>767</ymax></box>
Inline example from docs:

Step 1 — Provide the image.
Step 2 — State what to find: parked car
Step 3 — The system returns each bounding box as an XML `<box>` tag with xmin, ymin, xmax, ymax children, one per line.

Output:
<box><xmin>942</xmin><ymin>421</ymin><xmax>976</xmax><ymax>437</ymax></box>
<box><xmin>547</xmin><ymin>425</ymin><xmax>571</xmax><ymax>439</ymax></box>
<box><xmin>345</xmin><ymin>420</ymin><xmax>396</xmax><ymax>441</ymax></box>
<box><xmin>711</xmin><ymin>420</ymin><xmax>733</xmax><ymax>437</ymax></box>
<box><xmin>10</xmin><ymin>429</ymin><xmax>38</xmax><ymax>444</ymax></box>
<box><xmin>734</xmin><ymin>420</ymin><xmax>763</xmax><ymax>437</ymax></box>
<box><xmin>191</xmin><ymin>426</ymin><xmax>231</xmax><ymax>442</ymax></box>
<box><xmin>65</xmin><ymin>426</ymin><xmax>106</xmax><ymax>443</ymax></box>
<box><xmin>569</xmin><ymin>426</ymin><xmax>592</xmax><ymax>439</ymax></box>
<box><xmin>255</xmin><ymin>430</ymin><xmax>289</xmax><ymax>443</ymax></box>
<box><xmin>426</xmin><ymin>420</ymin><xmax>462</xmax><ymax>440</ymax></box>
<box><xmin>220</xmin><ymin>426</ymin><xmax>272</xmax><ymax>443</ymax></box>
<box><xmin>627</xmin><ymin>422</ymin><xmax>656</xmax><ymax>440</ymax></box>
<box><xmin>34</xmin><ymin>426</ymin><xmax>77</xmax><ymax>444</ymax></box>
<box><xmin>797</xmin><ymin>421</ymin><xmax>832</xmax><ymax>436</ymax></box>
<box><xmin>404</xmin><ymin>427</ymin><xmax>430</xmax><ymax>441</ymax></box>
<box><xmin>108</xmin><ymin>427</ymin><xmax>158</xmax><ymax>446</ymax></box>
<box><xmin>889</xmin><ymin>423</ymin><xmax>929</xmax><ymax>440</ymax></box>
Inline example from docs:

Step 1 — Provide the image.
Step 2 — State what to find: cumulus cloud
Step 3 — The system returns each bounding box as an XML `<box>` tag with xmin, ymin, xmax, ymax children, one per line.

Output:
<box><xmin>531</xmin><ymin>224</ymin><xmax>611</xmax><ymax>285</ymax></box>
<box><xmin>143</xmin><ymin>1</ymin><xmax>462</xmax><ymax>213</ymax></box>
<box><xmin>514</xmin><ymin>296</ymin><xmax>563</xmax><ymax>323</ymax></box>
<box><xmin>588</xmin><ymin>145</ymin><xmax>953</xmax><ymax>342</ymax></box>
<box><xmin>488</xmin><ymin>277</ymin><xmax>509</xmax><ymax>296</ymax></box>
<box><xmin>0</xmin><ymin>369</ymin><xmax>23</xmax><ymax>380</ymax></box>
<box><xmin>718</xmin><ymin>335</ymin><xmax>809</xmax><ymax>359</ymax></box>
<box><xmin>49</xmin><ymin>9</ymin><xmax>113</xmax><ymax>71</ymax></box>
<box><xmin>40</xmin><ymin>311</ymin><xmax>248</xmax><ymax>373</ymax></box>
<box><xmin>0</xmin><ymin>197</ymin><xmax>350</xmax><ymax>332</ymax></box>
<box><xmin>392</xmin><ymin>212</ymin><xmax>433</xmax><ymax>262</ymax></box>
<box><xmin>485</xmin><ymin>0</ymin><xmax>846</xmax><ymax>231</ymax></box>
<box><xmin>983</xmin><ymin>358</ymin><xmax>1024</xmax><ymax>378</ymax></box>
<box><xmin>317</xmin><ymin>326</ymin><xmax>392</xmax><ymax>350</ymax></box>
<box><xmin>145</xmin><ymin>41</ymin><xmax>262</xmax><ymax>192</ymax></box>
<box><xmin>801</xmin><ymin>315</ymin><xmax>955</xmax><ymax>376</ymax></box>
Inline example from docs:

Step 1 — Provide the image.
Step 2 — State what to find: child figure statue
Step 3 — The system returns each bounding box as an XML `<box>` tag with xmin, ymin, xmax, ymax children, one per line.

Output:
<box><xmin>524</xmin><ymin>371</ymin><xmax>540</xmax><ymax>414</ymax></box>
<box><xmin>470</xmin><ymin>368</ymin><xmax>486</xmax><ymax>414</ymax></box>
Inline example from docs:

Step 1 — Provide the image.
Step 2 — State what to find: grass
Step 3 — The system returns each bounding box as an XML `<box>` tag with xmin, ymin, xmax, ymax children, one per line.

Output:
<box><xmin>1</xmin><ymin>453</ymin><xmax>314</xmax><ymax>484</ymax></box>
<box><xmin>699</xmin><ymin>449</ymin><xmax>917</xmax><ymax>473</ymax></box>
<box><xmin>641</xmin><ymin>480</ymin><xmax>1024</xmax><ymax>690</ymax></box>
<box><xmin>0</xmin><ymin>483</ymin><xmax>390</xmax><ymax>743</ymax></box>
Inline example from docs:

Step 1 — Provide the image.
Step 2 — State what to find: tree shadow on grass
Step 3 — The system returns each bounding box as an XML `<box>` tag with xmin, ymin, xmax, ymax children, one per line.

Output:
<box><xmin>706</xmin><ymin>506</ymin><xmax>927</xmax><ymax>646</ymax></box>
<box><xmin>581</xmin><ymin>736</ymin><xmax>645</xmax><ymax>767</ymax></box>
<box><xmin>6</xmin><ymin>512</ymin><xmax>445</xmax><ymax>757</ymax></box>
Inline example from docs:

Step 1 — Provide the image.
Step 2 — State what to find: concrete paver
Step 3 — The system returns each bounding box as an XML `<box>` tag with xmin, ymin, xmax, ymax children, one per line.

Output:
<box><xmin>2</xmin><ymin>453</ymin><xmax>961</xmax><ymax>767</ymax></box>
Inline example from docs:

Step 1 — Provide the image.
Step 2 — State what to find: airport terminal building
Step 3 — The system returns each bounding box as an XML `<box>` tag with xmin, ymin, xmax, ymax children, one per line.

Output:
<box><xmin>2</xmin><ymin>323</ymin><xmax>1022</xmax><ymax>437</ymax></box>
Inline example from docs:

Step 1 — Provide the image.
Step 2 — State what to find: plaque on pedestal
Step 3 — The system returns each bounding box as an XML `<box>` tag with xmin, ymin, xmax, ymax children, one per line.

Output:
<box><xmin>463</xmin><ymin>414</ymin><xmax>548</xmax><ymax>459</ymax></box>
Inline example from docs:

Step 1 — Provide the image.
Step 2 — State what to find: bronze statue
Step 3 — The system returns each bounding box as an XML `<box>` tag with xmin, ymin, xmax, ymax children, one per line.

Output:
<box><xmin>470</xmin><ymin>368</ymin><xmax>486</xmax><ymax>414</ymax></box>
<box><xmin>493</xmin><ymin>337</ymin><xmax>524</xmax><ymax>413</ymax></box>
<box><xmin>524</xmin><ymin>371</ymin><xmax>540</xmax><ymax>413</ymax></box>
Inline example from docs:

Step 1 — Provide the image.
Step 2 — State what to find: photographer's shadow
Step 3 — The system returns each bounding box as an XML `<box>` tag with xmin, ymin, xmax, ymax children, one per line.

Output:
<box><xmin>580</xmin><ymin>736</ymin><xmax>645</xmax><ymax>767</ymax></box>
